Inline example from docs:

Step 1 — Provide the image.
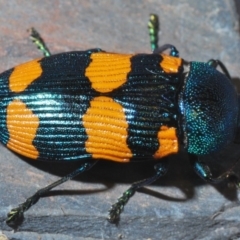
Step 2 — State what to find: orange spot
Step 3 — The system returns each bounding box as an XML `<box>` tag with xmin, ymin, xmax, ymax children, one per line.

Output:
<box><xmin>82</xmin><ymin>96</ymin><xmax>132</xmax><ymax>162</ymax></box>
<box><xmin>160</xmin><ymin>54</ymin><xmax>182</xmax><ymax>73</ymax></box>
<box><xmin>9</xmin><ymin>58</ymin><xmax>42</xmax><ymax>92</ymax></box>
<box><xmin>7</xmin><ymin>99</ymin><xmax>39</xmax><ymax>159</ymax></box>
<box><xmin>85</xmin><ymin>52</ymin><xmax>132</xmax><ymax>93</ymax></box>
<box><xmin>153</xmin><ymin>125</ymin><xmax>179</xmax><ymax>159</ymax></box>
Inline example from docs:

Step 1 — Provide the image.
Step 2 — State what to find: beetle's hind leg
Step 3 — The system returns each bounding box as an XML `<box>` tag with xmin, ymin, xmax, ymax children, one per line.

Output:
<box><xmin>189</xmin><ymin>154</ymin><xmax>240</xmax><ymax>188</ymax></box>
<box><xmin>108</xmin><ymin>160</ymin><xmax>169</xmax><ymax>223</ymax></box>
<box><xmin>6</xmin><ymin>160</ymin><xmax>97</xmax><ymax>227</ymax></box>
<box><xmin>29</xmin><ymin>28</ymin><xmax>51</xmax><ymax>57</ymax></box>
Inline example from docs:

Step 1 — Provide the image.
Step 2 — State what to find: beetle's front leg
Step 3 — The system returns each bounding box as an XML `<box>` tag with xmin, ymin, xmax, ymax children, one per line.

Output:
<box><xmin>207</xmin><ymin>59</ymin><xmax>231</xmax><ymax>79</ymax></box>
<box><xmin>189</xmin><ymin>154</ymin><xmax>240</xmax><ymax>188</ymax></box>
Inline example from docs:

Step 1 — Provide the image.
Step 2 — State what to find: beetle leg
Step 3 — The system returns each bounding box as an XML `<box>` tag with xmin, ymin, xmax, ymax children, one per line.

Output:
<box><xmin>189</xmin><ymin>154</ymin><xmax>240</xmax><ymax>188</ymax></box>
<box><xmin>108</xmin><ymin>160</ymin><xmax>169</xmax><ymax>223</ymax></box>
<box><xmin>207</xmin><ymin>59</ymin><xmax>231</xmax><ymax>79</ymax></box>
<box><xmin>6</xmin><ymin>160</ymin><xmax>97</xmax><ymax>226</ymax></box>
<box><xmin>153</xmin><ymin>44</ymin><xmax>179</xmax><ymax>57</ymax></box>
<box><xmin>148</xmin><ymin>14</ymin><xmax>179</xmax><ymax>57</ymax></box>
<box><xmin>29</xmin><ymin>27</ymin><xmax>51</xmax><ymax>57</ymax></box>
<box><xmin>148</xmin><ymin>14</ymin><xmax>159</xmax><ymax>52</ymax></box>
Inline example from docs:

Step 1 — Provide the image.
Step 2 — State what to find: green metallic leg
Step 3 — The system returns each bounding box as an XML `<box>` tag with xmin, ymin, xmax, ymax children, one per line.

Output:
<box><xmin>189</xmin><ymin>154</ymin><xmax>240</xmax><ymax>187</ymax></box>
<box><xmin>6</xmin><ymin>161</ymin><xmax>97</xmax><ymax>226</ymax></box>
<box><xmin>29</xmin><ymin>28</ymin><xmax>51</xmax><ymax>57</ymax></box>
<box><xmin>148</xmin><ymin>14</ymin><xmax>159</xmax><ymax>52</ymax></box>
<box><xmin>148</xmin><ymin>14</ymin><xmax>179</xmax><ymax>57</ymax></box>
<box><xmin>108</xmin><ymin>160</ymin><xmax>169</xmax><ymax>223</ymax></box>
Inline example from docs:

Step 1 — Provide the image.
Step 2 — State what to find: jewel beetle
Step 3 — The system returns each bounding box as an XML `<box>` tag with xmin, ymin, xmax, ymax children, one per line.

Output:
<box><xmin>3</xmin><ymin>14</ymin><xmax>240</xmax><ymax>226</ymax></box>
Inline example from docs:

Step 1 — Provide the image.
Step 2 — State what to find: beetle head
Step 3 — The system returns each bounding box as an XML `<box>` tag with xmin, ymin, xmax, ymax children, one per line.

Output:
<box><xmin>179</xmin><ymin>62</ymin><xmax>239</xmax><ymax>155</ymax></box>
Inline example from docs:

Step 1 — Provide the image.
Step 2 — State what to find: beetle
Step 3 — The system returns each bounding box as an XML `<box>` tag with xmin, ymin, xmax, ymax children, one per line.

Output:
<box><xmin>3</xmin><ymin>14</ymin><xmax>240</xmax><ymax>226</ymax></box>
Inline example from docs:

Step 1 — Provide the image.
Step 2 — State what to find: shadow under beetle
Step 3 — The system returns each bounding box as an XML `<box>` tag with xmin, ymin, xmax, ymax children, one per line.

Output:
<box><xmin>3</xmin><ymin>14</ymin><xmax>240</xmax><ymax>226</ymax></box>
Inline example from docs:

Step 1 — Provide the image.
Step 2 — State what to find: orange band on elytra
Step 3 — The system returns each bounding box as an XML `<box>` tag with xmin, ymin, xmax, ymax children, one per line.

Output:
<box><xmin>82</xmin><ymin>96</ymin><xmax>132</xmax><ymax>162</ymax></box>
<box><xmin>160</xmin><ymin>54</ymin><xmax>182</xmax><ymax>73</ymax></box>
<box><xmin>7</xmin><ymin>99</ymin><xmax>39</xmax><ymax>159</ymax></box>
<box><xmin>153</xmin><ymin>125</ymin><xmax>179</xmax><ymax>159</ymax></box>
<box><xmin>85</xmin><ymin>52</ymin><xmax>132</xmax><ymax>93</ymax></box>
<box><xmin>9</xmin><ymin>58</ymin><xmax>42</xmax><ymax>93</ymax></box>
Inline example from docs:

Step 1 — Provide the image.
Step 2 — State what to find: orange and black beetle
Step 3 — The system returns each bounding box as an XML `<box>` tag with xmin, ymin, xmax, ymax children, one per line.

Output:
<box><xmin>3</xmin><ymin>14</ymin><xmax>240</xmax><ymax>225</ymax></box>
